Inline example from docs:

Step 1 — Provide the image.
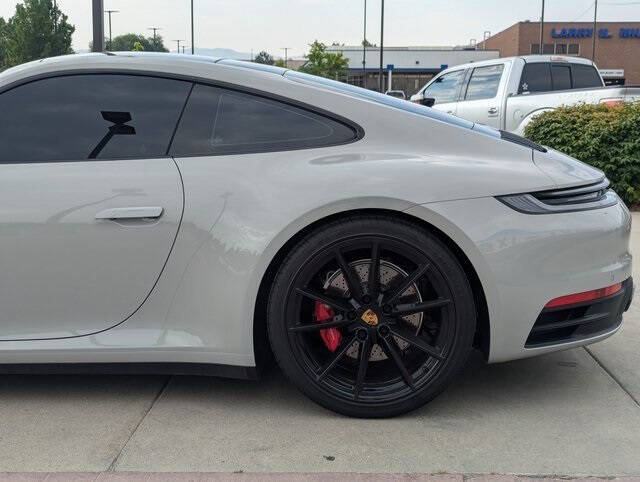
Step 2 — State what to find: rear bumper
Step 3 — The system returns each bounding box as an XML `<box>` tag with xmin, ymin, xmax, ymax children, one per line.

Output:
<box><xmin>525</xmin><ymin>277</ymin><xmax>633</xmax><ymax>348</ymax></box>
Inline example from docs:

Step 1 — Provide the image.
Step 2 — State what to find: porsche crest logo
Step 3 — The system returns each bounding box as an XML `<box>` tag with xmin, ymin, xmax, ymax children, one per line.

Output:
<box><xmin>360</xmin><ymin>309</ymin><xmax>379</xmax><ymax>326</ymax></box>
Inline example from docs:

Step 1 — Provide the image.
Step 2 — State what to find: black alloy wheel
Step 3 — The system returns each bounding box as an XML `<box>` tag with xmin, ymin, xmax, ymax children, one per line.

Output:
<box><xmin>267</xmin><ymin>215</ymin><xmax>476</xmax><ymax>418</ymax></box>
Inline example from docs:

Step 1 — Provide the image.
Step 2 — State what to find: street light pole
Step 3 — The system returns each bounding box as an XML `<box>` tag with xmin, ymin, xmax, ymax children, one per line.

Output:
<box><xmin>539</xmin><ymin>0</ymin><xmax>545</xmax><ymax>54</ymax></box>
<box><xmin>592</xmin><ymin>0</ymin><xmax>599</xmax><ymax>60</ymax></box>
<box><xmin>362</xmin><ymin>0</ymin><xmax>367</xmax><ymax>88</ymax></box>
<box><xmin>91</xmin><ymin>0</ymin><xmax>105</xmax><ymax>52</ymax></box>
<box><xmin>191</xmin><ymin>0</ymin><xmax>195</xmax><ymax>55</ymax></box>
<box><xmin>174</xmin><ymin>39</ymin><xmax>184</xmax><ymax>53</ymax></box>
<box><xmin>105</xmin><ymin>10</ymin><xmax>118</xmax><ymax>51</ymax></box>
<box><xmin>379</xmin><ymin>0</ymin><xmax>384</xmax><ymax>93</ymax></box>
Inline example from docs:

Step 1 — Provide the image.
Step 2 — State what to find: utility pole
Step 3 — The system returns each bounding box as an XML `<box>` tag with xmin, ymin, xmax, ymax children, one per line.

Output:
<box><xmin>105</xmin><ymin>10</ymin><xmax>118</xmax><ymax>51</ymax></box>
<box><xmin>148</xmin><ymin>27</ymin><xmax>161</xmax><ymax>51</ymax></box>
<box><xmin>379</xmin><ymin>0</ymin><xmax>384</xmax><ymax>93</ymax></box>
<box><xmin>92</xmin><ymin>0</ymin><xmax>105</xmax><ymax>52</ymax></box>
<box><xmin>281</xmin><ymin>48</ymin><xmax>290</xmax><ymax>68</ymax></box>
<box><xmin>592</xmin><ymin>0</ymin><xmax>599</xmax><ymax>60</ymax></box>
<box><xmin>539</xmin><ymin>0</ymin><xmax>545</xmax><ymax>54</ymax></box>
<box><xmin>182</xmin><ymin>45</ymin><xmax>188</xmax><ymax>54</ymax></box>
<box><xmin>191</xmin><ymin>0</ymin><xmax>195</xmax><ymax>54</ymax></box>
<box><xmin>362</xmin><ymin>0</ymin><xmax>367</xmax><ymax>88</ymax></box>
<box><xmin>174</xmin><ymin>39</ymin><xmax>185</xmax><ymax>53</ymax></box>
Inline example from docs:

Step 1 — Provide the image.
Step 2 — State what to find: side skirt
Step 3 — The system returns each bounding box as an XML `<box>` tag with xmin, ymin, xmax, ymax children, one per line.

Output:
<box><xmin>0</xmin><ymin>362</ymin><xmax>259</xmax><ymax>380</ymax></box>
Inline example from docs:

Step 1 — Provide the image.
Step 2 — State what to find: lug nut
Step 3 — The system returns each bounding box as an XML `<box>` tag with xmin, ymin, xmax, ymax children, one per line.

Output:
<box><xmin>357</xmin><ymin>329</ymin><xmax>368</xmax><ymax>341</ymax></box>
<box><xmin>348</xmin><ymin>311</ymin><xmax>357</xmax><ymax>320</ymax></box>
<box><xmin>378</xmin><ymin>325</ymin><xmax>390</xmax><ymax>337</ymax></box>
<box><xmin>382</xmin><ymin>305</ymin><xmax>392</xmax><ymax>314</ymax></box>
<box><xmin>362</xmin><ymin>295</ymin><xmax>371</xmax><ymax>304</ymax></box>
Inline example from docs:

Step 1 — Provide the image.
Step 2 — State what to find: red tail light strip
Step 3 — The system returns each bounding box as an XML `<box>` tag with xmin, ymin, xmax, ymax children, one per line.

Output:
<box><xmin>545</xmin><ymin>282</ymin><xmax>623</xmax><ymax>309</ymax></box>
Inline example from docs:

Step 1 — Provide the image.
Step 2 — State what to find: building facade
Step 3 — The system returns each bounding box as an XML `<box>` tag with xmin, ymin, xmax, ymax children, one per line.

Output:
<box><xmin>479</xmin><ymin>21</ymin><xmax>640</xmax><ymax>85</ymax></box>
<box><xmin>327</xmin><ymin>46</ymin><xmax>500</xmax><ymax>96</ymax></box>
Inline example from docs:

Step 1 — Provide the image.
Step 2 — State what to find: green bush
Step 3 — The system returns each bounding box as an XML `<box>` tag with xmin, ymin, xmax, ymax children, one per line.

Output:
<box><xmin>524</xmin><ymin>103</ymin><xmax>640</xmax><ymax>207</ymax></box>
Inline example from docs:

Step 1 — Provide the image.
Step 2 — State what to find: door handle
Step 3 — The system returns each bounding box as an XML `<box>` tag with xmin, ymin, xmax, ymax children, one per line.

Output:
<box><xmin>488</xmin><ymin>107</ymin><xmax>499</xmax><ymax>115</ymax></box>
<box><xmin>95</xmin><ymin>207</ymin><xmax>164</xmax><ymax>220</ymax></box>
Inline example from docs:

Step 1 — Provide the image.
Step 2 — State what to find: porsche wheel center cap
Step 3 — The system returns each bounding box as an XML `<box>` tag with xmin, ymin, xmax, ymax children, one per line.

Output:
<box><xmin>360</xmin><ymin>308</ymin><xmax>380</xmax><ymax>326</ymax></box>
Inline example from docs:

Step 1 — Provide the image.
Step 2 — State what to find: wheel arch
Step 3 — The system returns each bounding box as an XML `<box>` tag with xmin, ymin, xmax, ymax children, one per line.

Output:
<box><xmin>252</xmin><ymin>208</ymin><xmax>490</xmax><ymax>372</ymax></box>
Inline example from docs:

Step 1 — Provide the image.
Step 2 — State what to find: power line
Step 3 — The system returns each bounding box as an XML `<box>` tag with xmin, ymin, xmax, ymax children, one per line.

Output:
<box><xmin>572</xmin><ymin>1</ymin><xmax>595</xmax><ymax>21</ymax></box>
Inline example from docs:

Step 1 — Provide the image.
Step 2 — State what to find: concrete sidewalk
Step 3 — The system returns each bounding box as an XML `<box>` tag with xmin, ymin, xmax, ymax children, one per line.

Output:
<box><xmin>1</xmin><ymin>214</ymin><xmax>638</xmax><ymax>477</ymax></box>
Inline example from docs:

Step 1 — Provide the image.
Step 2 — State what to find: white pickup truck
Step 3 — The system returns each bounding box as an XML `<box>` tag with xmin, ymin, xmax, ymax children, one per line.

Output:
<box><xmin>410</xmin><ymin>55</ymin><xmax>640</xmax><ymax>135</ymax></box>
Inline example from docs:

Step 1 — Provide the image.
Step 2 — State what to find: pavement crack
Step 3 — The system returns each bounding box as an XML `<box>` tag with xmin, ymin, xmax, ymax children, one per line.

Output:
<box><xmin>584</xmin><ymin>346</ymin><xmax>640</xmax><ymax>408</ymax></box>
<box><xmin>106</xmin><ymin>375</ymin><xmax>173</xmax><ymax>472</ymax></box>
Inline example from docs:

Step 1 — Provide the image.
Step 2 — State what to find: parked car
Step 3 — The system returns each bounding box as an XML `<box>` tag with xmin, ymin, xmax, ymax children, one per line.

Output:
<box><xmin>385</xmin><ymin>89</ymin><xmax>406</xmax><ymax>99</ymax></box>
<box><xmin>0</xmin><ymin>53</ymin><xmax>633</xmax><ymax>418</ymax></box>
<box><xmin>410</xmin><ymin>55</ymin><xmax>640</xmax><ymax>134</ymax></box>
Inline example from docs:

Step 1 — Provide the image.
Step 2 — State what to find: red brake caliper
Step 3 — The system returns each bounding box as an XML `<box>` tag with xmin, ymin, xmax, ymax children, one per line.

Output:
<box><xmin>314</xmin><ymin>302</ymin><xmax>342</xmax><ymax>352</ymax></box>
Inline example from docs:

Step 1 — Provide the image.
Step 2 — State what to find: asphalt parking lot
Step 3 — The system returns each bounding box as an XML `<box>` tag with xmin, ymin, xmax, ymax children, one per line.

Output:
<box><xmin>1</xmin><ymin>214</ymin><xmax>638</xmax><ymax>479</ymax></box>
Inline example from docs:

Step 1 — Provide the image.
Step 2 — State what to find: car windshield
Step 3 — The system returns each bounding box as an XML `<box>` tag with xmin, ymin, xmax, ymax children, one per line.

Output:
<box><xmin>284</xmin><ymin>70</ymin><xmax>475</xmax><ymax>131</ymax></box>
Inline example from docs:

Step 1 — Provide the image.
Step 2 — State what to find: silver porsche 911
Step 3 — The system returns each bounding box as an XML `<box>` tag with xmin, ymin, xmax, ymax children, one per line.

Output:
<box><xmin>0</xmin><ymin>53</ymin><xmax>633</xmax><ymax>417</ymax></box>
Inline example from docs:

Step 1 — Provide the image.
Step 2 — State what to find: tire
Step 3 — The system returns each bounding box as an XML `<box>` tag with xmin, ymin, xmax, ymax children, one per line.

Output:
<box><xmin>267</xmin><ymin>215</ymin><xmax>476</xmax><ymax>418</ymax></box>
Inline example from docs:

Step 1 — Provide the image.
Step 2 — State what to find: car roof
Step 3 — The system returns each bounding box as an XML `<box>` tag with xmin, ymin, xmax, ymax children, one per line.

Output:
<box><xmin>439</xmin><ymin>54</ymin><xmax>594</xmax><ymax>74</ymax></box>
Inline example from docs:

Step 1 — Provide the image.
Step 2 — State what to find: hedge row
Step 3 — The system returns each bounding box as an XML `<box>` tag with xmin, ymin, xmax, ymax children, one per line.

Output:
<box><xmin>524</xmin><ymin>102</ymin><xmax>640</xmax><ymax>207</ymax></box>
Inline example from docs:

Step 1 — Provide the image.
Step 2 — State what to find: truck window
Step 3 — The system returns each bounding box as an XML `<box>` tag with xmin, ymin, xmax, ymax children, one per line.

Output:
<box><xmin>464</xmin><ymin>64</ymin><xmax>504</xmax><ymax>101</ymax></box>
<box><xmin>423</xmin><ymin>70</ymin><xmax>464</xmax><ymax>105</ymax></box>
<box><xmin>519</xmin><ymin>63</ymin><xmax>552</xmax><ymax>94</ymax></box>
<box><xmin>551</xmin><ymin>65</ymin><xmax>572</xmax><ymax>91</ymax></box>
<box><xmin>571</xmin><ymin>64</ymin><xmax>602</xmax><ymax>89</ymax></box>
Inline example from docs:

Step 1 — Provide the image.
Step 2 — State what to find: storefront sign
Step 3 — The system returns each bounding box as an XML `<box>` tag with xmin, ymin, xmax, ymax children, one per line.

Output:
<box><xmin>551</xmin><ymin>27</ymin><xmax>640</xmax><ymax>39</ymax></box>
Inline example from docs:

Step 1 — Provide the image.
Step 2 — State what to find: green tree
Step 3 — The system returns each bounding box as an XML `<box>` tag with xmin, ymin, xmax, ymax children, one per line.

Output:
<box><xmin>92</xmin><ymin>33</ymin><xmax>169</xmax><ymax>52</ymax></box>
<box><xmin>299</xmin><ymin>40</ymin><xmax>349</xmax><ymax>80</ymax></box>
<box><xmin>362</xmin><ymin>39</ymin><xmax>376</xmax><ymax>47</ymax></box>
<box><xmin>274</xmin><ymin>58</ymin><xmax>286</xmax><ymax>68</ymax></box>
<box><xmin>1</xmin><ymin>0</ymin><xmax>74</xmax><ymax>68</ymax></box>
<box><xmin>254</xmin><ymin>50</ymin><xmax>274</xmax><ymax>65</ymax></box>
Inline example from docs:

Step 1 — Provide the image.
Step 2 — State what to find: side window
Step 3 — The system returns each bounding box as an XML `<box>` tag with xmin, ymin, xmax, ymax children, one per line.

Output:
<box><xmin>423</xmin><ymin>70</ymin><xmax>464</xmax><ymax>105</ymax></box>
<box><xmin>464</xmin><ymin>64</ymin><xmax>504</xmax><ymax>101</ymax></box>
<box><xmin>519</xmin><ymin>63</ymin><xmax>552</xmax><ymax>94</ymax></box>
<box><xmin>170</xmin><ymin>84</ymin><xmax>357</xmax><ymax>156</ymax></box>
<box><xmin>0</xmin><ymin>74</ymin><xmax>191</xmax><ymax>163</ymax></box>
<box><xmin>571</xmin><ymin>64</ymin><xmax>603</xmax><ymax>89</ymax></box>
<box><xmin>551</xmin><ymin>65</ymin><xmax>572</xmax><ymax>91</ymax></box>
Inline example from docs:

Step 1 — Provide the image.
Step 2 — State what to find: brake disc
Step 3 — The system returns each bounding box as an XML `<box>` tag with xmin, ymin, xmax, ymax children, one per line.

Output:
<box><xmin>323</xmin><ymin>259</ymin><xmax>423</xmax><ymax>361</ymax></box>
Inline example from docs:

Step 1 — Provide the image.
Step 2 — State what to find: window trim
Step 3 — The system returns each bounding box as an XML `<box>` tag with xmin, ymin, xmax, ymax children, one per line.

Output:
<box><xmin>0</xmin><ymin>69</ymin><xmax>365</xmax><ymax>164</ymax></box>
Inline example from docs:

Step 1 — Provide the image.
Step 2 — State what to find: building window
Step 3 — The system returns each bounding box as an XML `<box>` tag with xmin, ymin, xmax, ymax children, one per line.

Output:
<box><xmin>568</xmin><ymin>44</ymin><xmax>580</xmax><ymax>55</ymax></box>
<box><xmin>555</xmin><ymin>43</ymin><xmax>567</xmax><ymax>54</ymax></box>
<box><xmin>530</xmin><ymin>43</ymin><xmax>554</xmax><ymax>54</ymax></box>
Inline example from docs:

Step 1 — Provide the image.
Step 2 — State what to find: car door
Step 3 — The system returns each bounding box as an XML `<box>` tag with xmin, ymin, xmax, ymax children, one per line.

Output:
<box><xmin>456</xmin><ymin>63</ymin><xmax>506</xmax><ymax>128</ymax></box>
<box><xmin>420</xmin><ymin>69</ymin><xmax>466</xmax><ymax>115</ymax></box>
<box><xmin>0</xmin><ymin>73</ymin><xmax>190</xmax><ymax>340</ymax></box>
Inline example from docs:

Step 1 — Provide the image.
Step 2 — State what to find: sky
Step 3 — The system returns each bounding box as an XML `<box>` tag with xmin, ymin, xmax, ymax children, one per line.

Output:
<box><xmin>1</xmin><ymin>0</ymin><xmax>640</xmax><ymax>58</ymax></box>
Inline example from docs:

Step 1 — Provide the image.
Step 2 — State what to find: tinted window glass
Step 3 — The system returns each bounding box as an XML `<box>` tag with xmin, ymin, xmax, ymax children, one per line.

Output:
<box><xmin>171</xmin><ymin>84</ymin><xmax>357</xmax><ymax>156</ymax></box>
<box><xmin>423</xmin><ymin>70</ymin><xmax>464</xmax><ymax>105</ymax></box>
<box><xmin>0</xmin><ymin>74</ymin><xmax>191</xmax><ymax>163</ymax></box>
<box><xmin>571</xmin><ymin>64</ymin><xmax>603</xmax><ymax>88</ymax></box>
<box><xmin>464</xmin><ymin>64</ymin><xmax>504</xmax><ymax>101</ymax></box>
<box><xmin>519</xmin><ymin>63</ymin><xmax>552</xmax><ymax>93</ymax></box>
<box><xmin>551</xmin><ymin>65</ymin><xmax>572</xmax><ymax>90</ymax></box>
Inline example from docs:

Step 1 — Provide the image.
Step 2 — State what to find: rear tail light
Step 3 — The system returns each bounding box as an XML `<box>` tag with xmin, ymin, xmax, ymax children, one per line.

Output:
<box><xmin>600</xmin><ymin>98</ymin><xmax>624</xmax><ymax>107</ymax></box>
<box><xmin>545</xmin><ymin>282</ymin><xmax>622</xmax><ymax>309</ymax></box>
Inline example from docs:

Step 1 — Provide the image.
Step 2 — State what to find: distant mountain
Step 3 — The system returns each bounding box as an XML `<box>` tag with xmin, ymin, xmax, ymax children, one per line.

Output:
<box><xmin>192</xmin><ymin>47</ymin><xmax>252</xmax><ymax>59</ymax></box>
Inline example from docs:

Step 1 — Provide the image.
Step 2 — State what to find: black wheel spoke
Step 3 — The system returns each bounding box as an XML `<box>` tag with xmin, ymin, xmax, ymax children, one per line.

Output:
<box><xmin>335</xmin><ymin>248</ymin><xmax>363</xmax><ymax>301</ymax></box>
<box><xmin>389</xmin><ymin>326</ymin><xmax>445</xmax><ymax>360</ymax></box>
<box><xmin>295</xmin><ymin>287</ymin><xmax>351</xmax><ymax>313</ymax></box>
<box><xmin>354</xmin><ymin>336</ymin><xmax>373</xmax><ymax>399</ymax></box>
<box><xmin>368</xmin><ymin>243</ymin><xmax>381</xmax><ymax>297</ymax></box>
<box><xmin>385</xmin><ymin>264</ymin><xmax>430</xmax><ymax>304</ymax></box>
<box><xmin>392</xmin><ymin>298</ymin><xmax>451</xmax><ymax>316</ymax></box>
<box><xmin>317</xmin><ymin>335</ymin><xmax>357</xmax><ymax>381</ymax></box>
<box><xmin>381</xmin><ymin>336</ymin><xmax>416</xmax><ymax>390</ymax></box>
<box><xmin>289</xmin><ymin>318</ymin><xmax>353</xmax><ymax>333</ymax></box>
